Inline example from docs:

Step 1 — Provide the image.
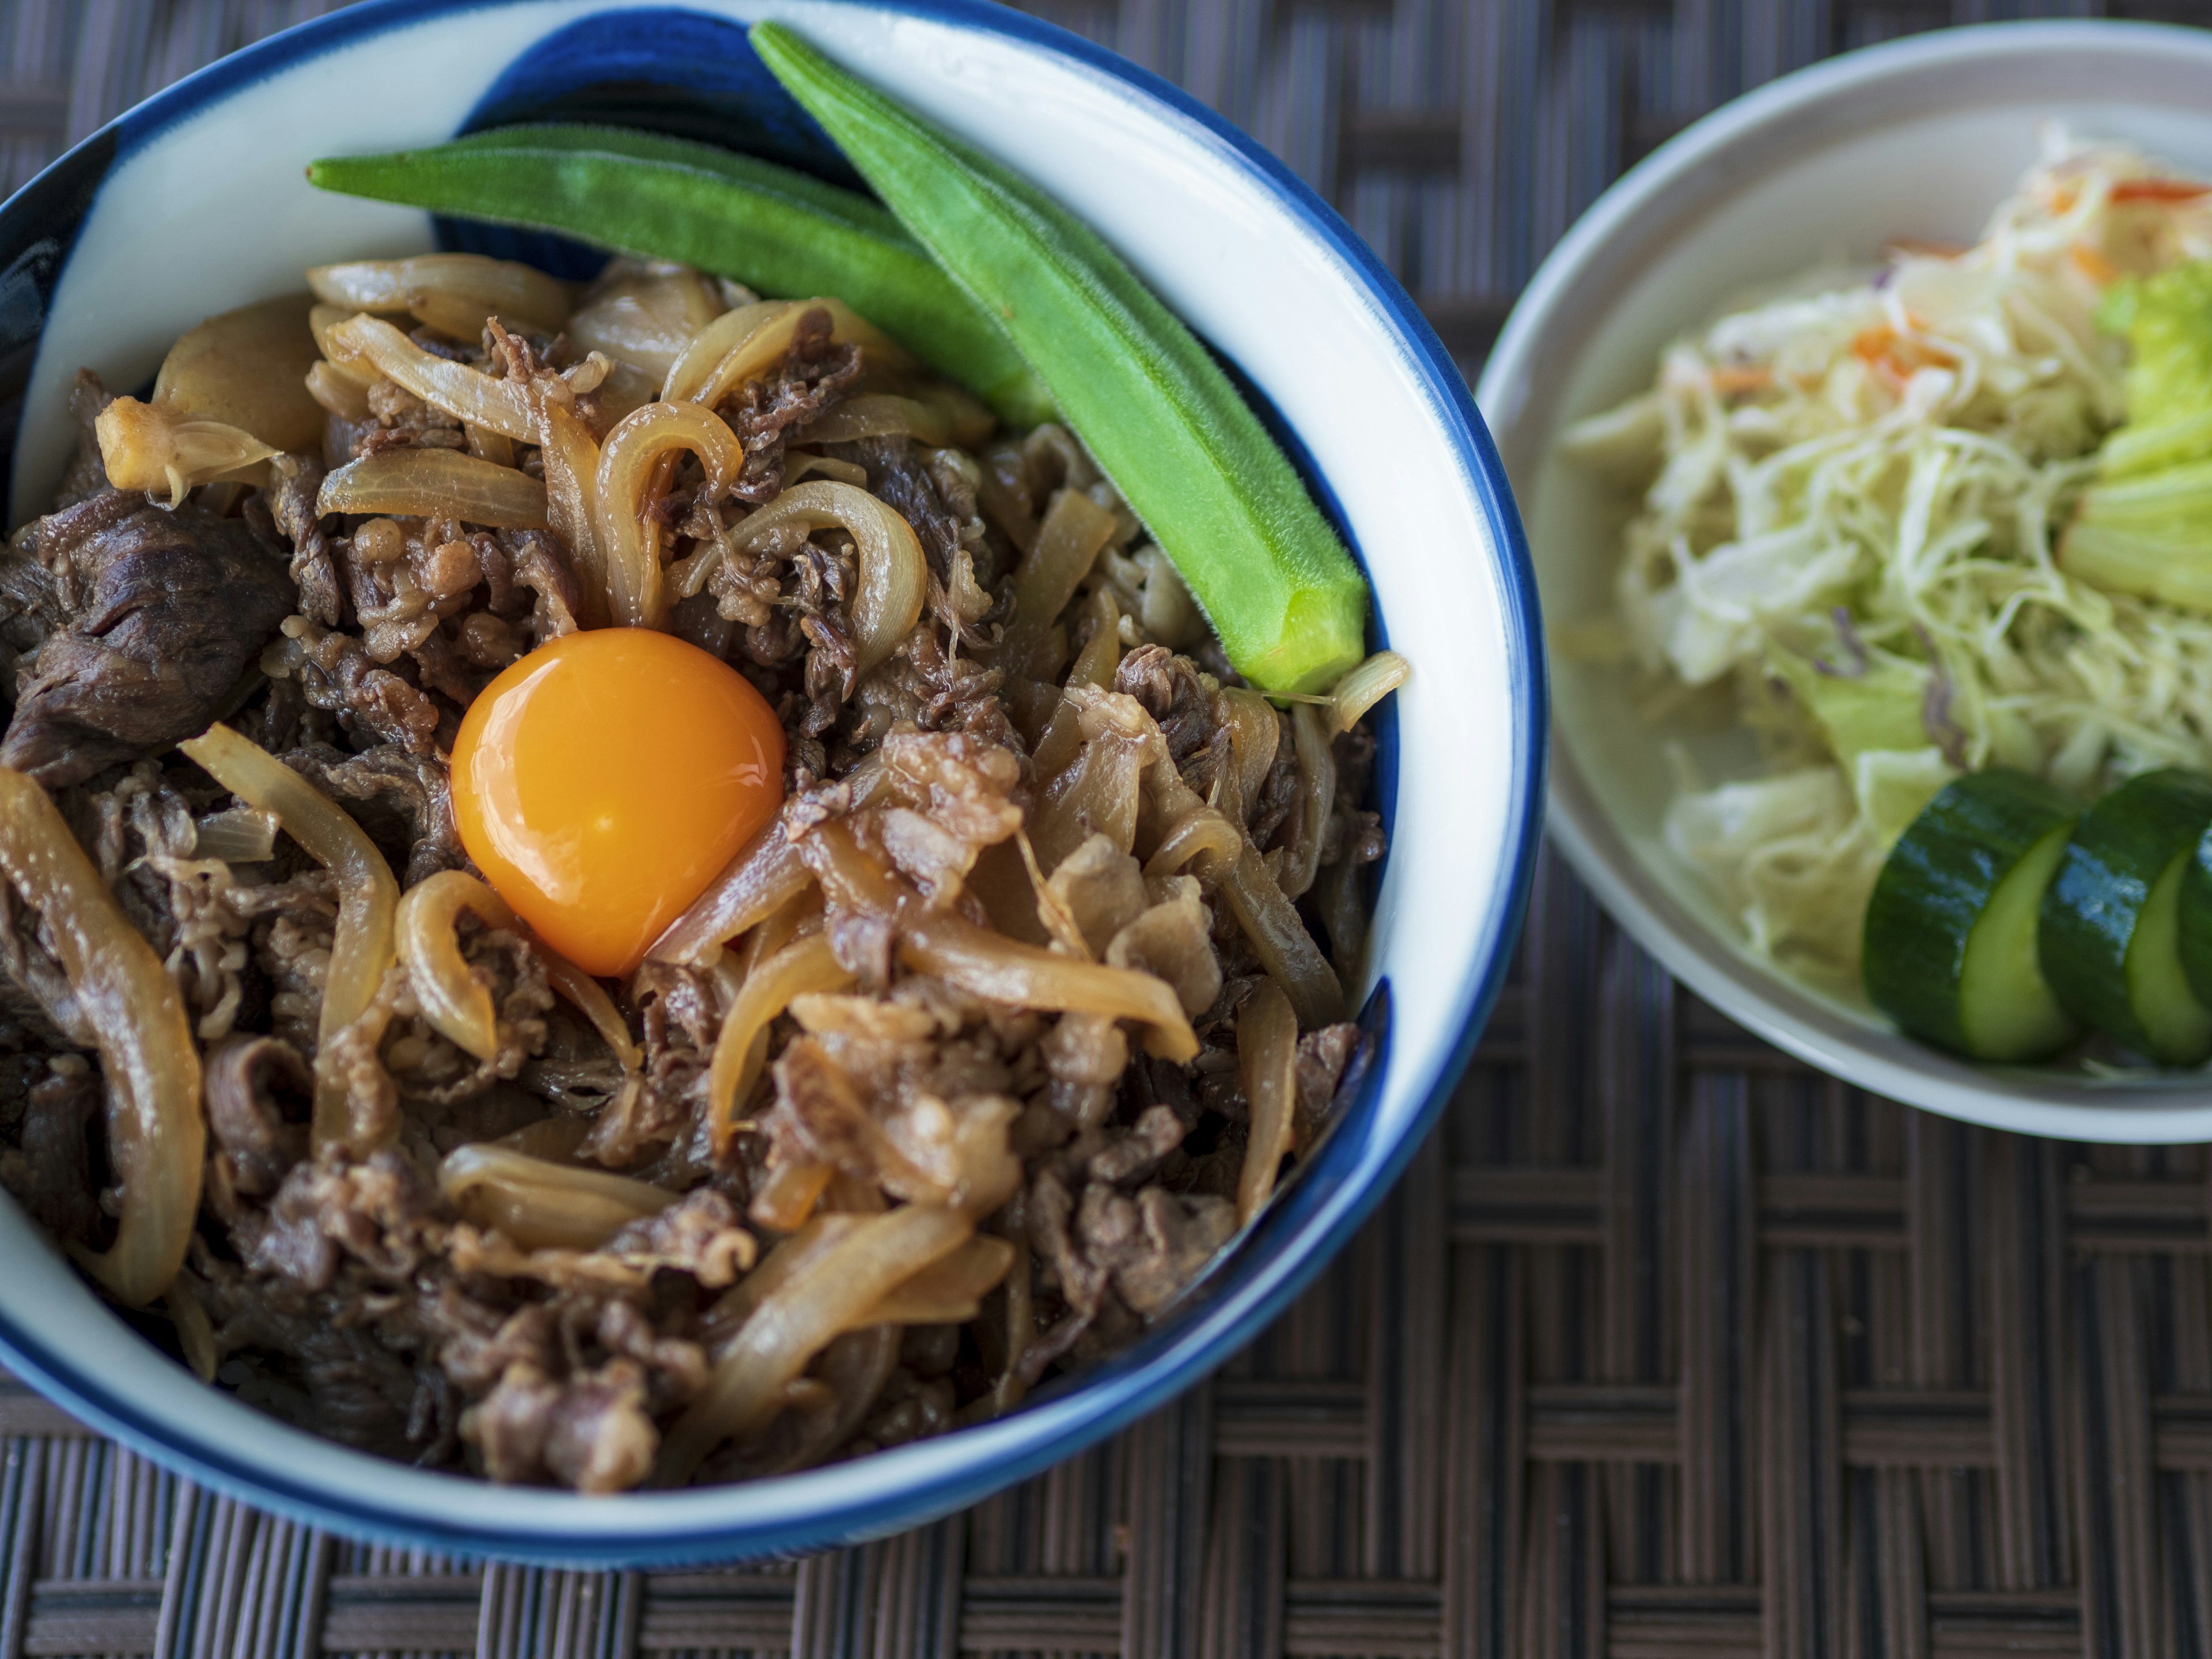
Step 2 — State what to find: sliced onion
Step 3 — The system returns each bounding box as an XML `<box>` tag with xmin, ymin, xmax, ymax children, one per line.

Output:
<box><xmin>305</xmin><ymin>361</ymin><xmax>371</xmax><ymax>422</ymax></box>
<box><xmin>1279</xmin><ymin>703</ymin><xmax>1336</xmax><ymax>902</ymax></box>
<box><xmin>397</xmin><ymin>872</ymin><xmax>520</xmax><ymax>1061</ymax></box>
<box><xmin>180</xmin><ymin>724</ymin><xmax>399</xmax><ymax>1154</ymax></box>
<box><xmin>663</xmin><ymin>297</ymin><xmax>913</xmax><ymax>407</ymax></box>
<box><xmin>706</xmin><ymin>934</ymin><xmax>854</xmax><ymax>1154</ymax></box>
<box><xmin>1143</xmin><ymin>809</ymin><xmax>1242</xmax><ymax>880</ymax></box>
<box><xmin>1221</xmin><ymin>843</ymin><xmax>1344</xmax><ymax>1028</ymax></box>
<box><xmin>94</xmin><ymin>397</ymin><xmax>276</xmax><ymax>509</ymax></box>
<box><xmin>662</xmin><ymin>300</ymin><xmax>804</xmax><ymax>404</ymax></box>
<box><xmin>191</xmin><ymin>806</ymin><xmax>279</xmax><ymax>863</ymax></box>
<box><xmin>749</xmin><ymin>1159</ymin><xmax>834</xmax><ymax>1232</ymax></box>
<box><xmin>1143</xmin><ymin>762</ymin><xmax>1343</xmax><ymax>1027</ymax></box>
<box><xmin>533</xmin><ymin>388</ymin><xmax>609</xmax><ymax>630</ymax></box>
<box><xmin>1235</xmin><ymin>979</ymin><xmax>1298</xmax><ymax>1226</ymax></box>
<box><xmin>899</xmin><ymin>910</ymin><xmax>1197</xmax><ymax>1061</ymax></box>
<box><xmin>794</xmin><ymin>392</ymin><xmax>951</xmax><ymax>448</ymax></box>
<box><xmin>595</xmin><ymin>401</ymin><xmax>744</xmax><ymax>629</ymax></box>
<box><xmin>648</xmin><ymin>824</ymin><xmax>811</xmax><ymax>968</ymax></box>
<box><xmin>309</xmin><ymin>254</ymin><xmax>568</xmax><ymax>332</ymax></box>
<box><xmin>438</xmin><ymin>1143</ymin><xmax>673</xmax><ymax>1251</ymax></box>
<box><xmin>569</xmin><ymin>261</ymin><xmax>724</xmax><ymax>378</ymax></box>
<box><xmin>861</xmin><ymin>1235</ymin><xmax>1016</xmax><ymax>1325</ymax></box>
<box><xmin>309</xmin><ymin>305</ymin><xmax>379</xmax><ymax>390</ymax></box>
<box><xmin>543</xmin><ymin>957</ymin><xmax>641</xmax><ymax>1072</ymax></box>
<box><xmin>659</xmin><ymin>1205</ymin><xmax>971</xmax><ymax>1481</ymax></box>
<box><xmin>317</xmin><ymin>448</ymin><xmax>548</xmax><ymax>529</ymax></box>
<box><xmin>325</xmin><ymin>313</ymin><xmax>532</xmax><ymax>439</ymax></box>
<box><xmin>727</xmin><ymin>482</ymin><xmax>924</xmax><ymax>674</ymax></box>
<box><xmin>783</xmin><ymin>452</ymin><xmax>870</xmax><ymax>488</ymax></box>
<box><xmin>0</xmin><ymin>769</ymin><xmax>203</xmax><ymax>1306</ymax></box>
<box><xmin>1001</xmin><ymin>488</ymin><xmax>1118</xmax><ymax>681</ymax></box>
<box><xmin>1332</xmin><ymin>649</ymin><xmax>1410</xmax><ymax>733</ymax></box>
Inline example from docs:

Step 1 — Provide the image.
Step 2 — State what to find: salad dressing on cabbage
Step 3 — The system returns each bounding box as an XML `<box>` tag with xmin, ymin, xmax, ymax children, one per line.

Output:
<box><xmin>1565</xmin><ymin>133</ymin><xmax>2212</xmax><ymax>982</ymax></box>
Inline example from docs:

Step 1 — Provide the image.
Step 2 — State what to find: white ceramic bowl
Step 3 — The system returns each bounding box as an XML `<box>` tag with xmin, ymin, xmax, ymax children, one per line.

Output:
<box><xmin>0</xmin><ymin>0</ymin><xmax>1543</xmax><ymax>1562</ymax></box>
<box><xmin>1481</xmin><ymin>19</ymin><xmax>2212</xmax><ymax>1143</ymax></box>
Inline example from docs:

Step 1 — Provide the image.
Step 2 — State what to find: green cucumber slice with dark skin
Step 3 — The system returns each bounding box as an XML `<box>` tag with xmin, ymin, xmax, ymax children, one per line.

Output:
<box><xmin>2044</xmin><ymin>766</ymin><xmax>2212</xmax><ymax>1065</ymax></box>
<box><xmin>1863</xmin><ymin>769</ymin><xmax>2080</xmax><ymax>1061</ymax></box>
<box><xmin>2178</xmin><ymin>825</ymin><xmax>2212</xmax><ymax>1013</ymax></box>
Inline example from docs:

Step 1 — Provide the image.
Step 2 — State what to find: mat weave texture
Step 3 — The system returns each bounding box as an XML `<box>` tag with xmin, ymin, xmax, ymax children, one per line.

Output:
<box><xmin>0</xmin><ymin>0</ymin><xmax>2205</xmax><ymax>1654</ymax></box>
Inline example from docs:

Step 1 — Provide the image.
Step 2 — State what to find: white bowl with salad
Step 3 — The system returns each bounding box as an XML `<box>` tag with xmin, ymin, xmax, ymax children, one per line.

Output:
<box><xmin>1483</xmin><ymin>20</ymin><xmax>2212</xmax><ymax>1142</ymax></box>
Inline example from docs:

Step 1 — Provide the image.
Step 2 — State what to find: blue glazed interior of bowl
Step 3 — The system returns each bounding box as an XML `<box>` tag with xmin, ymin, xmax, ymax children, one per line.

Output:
<box><xmin>0</xmin><ymin>0</ymin><xmax>1541</xmax><ymax>1563</ymax></box>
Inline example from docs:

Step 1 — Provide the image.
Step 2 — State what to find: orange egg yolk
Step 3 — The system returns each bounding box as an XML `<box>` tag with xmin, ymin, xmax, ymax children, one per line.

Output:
<box><xmin>452</xmin><ymin>629</ymin><xmax>786</xmax><ymax>978</ymax></box>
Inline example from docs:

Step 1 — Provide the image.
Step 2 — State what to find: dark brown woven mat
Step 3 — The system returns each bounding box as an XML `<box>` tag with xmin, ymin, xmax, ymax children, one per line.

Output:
<box><xmin>2</xmin><ymin>0</ymin><xmax>2207</xmax><ymax>1653</ymax></box>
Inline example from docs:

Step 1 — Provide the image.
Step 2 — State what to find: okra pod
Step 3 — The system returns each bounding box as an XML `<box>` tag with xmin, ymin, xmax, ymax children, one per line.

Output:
<box><xmin>751</xmin><ymin>24</ymin><xmax>1369</xmax><ymax>695</ymax></box>
<box><xmin>306</xmin><ymin>124</ymin><xmax>1054</xmax><ymax>427</ymax></box>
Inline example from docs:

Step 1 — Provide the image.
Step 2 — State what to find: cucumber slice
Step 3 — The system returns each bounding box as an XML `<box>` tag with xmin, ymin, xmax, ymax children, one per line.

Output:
<box><xmin>2040</xmin><ymin>767</ymin><xmax>2212</xmax><ymax>1065</ymax></box>
<box><xmin>1863</xmin><ymin>770</ymin><xmax>2079</xmax><ymax>1060</ymax></box>
<box><xmin>2179</xmin><ymin>825</ymin><xmax>2212</xmax><ymax>1010</ymax></box>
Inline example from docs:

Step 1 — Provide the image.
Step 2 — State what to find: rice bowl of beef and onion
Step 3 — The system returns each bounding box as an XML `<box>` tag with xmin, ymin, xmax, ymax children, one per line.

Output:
<box><xmin>0</xmin><ymin>0</ymin><xmax>1539</xmax><ymax>1562</ymax></box>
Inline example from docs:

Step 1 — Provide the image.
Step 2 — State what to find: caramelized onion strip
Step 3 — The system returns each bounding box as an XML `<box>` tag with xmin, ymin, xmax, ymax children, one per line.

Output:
<box><xmin>324</xmin><ymin>313</ymin><xmax>533</xmax><ymax>439</ymax></box>
<box><xmin>94</xmin><ymin>397</ymin><xmax>276</xmax><ymax>508</ymax></box>
<box><xmin>1236</xmin><ymin>979</ymin><xmax>1299</xmax><ymax>1226</ymax></box>
<box><xmin>707</xmin><ymin>934</ymin><xmax>854</xmax><ymax>1154</ymax></box>
<box><xmin>1279</xmin><ymin>702</ymin><xmax>1336</xmax><ymax>902</ymax></box>
<box><xmin>899</xmin><ymin>911</ymin><xmax>1198</xmax><ymax>1061</ymax></box>
<box><xmin>662</xmin><ymin>299</ymin><xmax>802</xmax><ymax>404</ymax></box>
<box><xmin>0</xmin><ymin>769</ymin><xmax>204</xmax><ymax>1306</ymax></box>
<box><xmin>726</xmin><ymin>482</ymin><xmax>924</xmax><ymax>674</ymax></box>
<box><xmin>1220</xmin><ymin>843</ymin><xmax>1345</xmax><ymax>1028</ymax></box>
<box><xmin>544</xmin><ymin>957</ymin><xmax>641</xmax><ymax>1072</ymax></box>
<box><xmin>1144</xmin><ymin>765</ymin><xmax>1343</xmax><ymax>1027</ymax></box>
<box><xmin>860</xmin><ymin>1235</ymin><xmax>1016</xmax><ymax>1325</ymax></box>
<box><xmin>1001</xmin><ymin>488</ymin><xmax>1117</xmax><ymax>681</ymax></box>
<box><xmin>794</xmin><ymin>392</ymin><xmax>951</xmax><ymax>447</ymax></box>
<box><xmin>397</xmin><ymin>872</ymin><xmax>516</xmax><ymax>1061</ymax></box>
<box><xmin>438</xmin><ymin>1144</ymin><xmax>673</xmax><ymax>1251</ymax></box>
<box><xmin>749</xmin><ymin>1160</ymin><xmax>835</xmax><ymax>1232</ymax></box>
<box><xmin>658</xmin><ymin>1205</ymin><xmax>971</xmax><ymax>1482</ymax></box>
<box><xmin>1143</xmin><ymin>809</ymin><xmax>1243</xmax><ymax>878</ymax></box>
<box><xmin>595</xmin><ymin>401</ymin><xmax>743</xmax><ymax>629</ymax></box>
<box><xmin>533</xmin><ymin>390</ymin><xmax>609</xmax><ymax>629</ymax></box>
<box><xmin>647</xmin><ymin>830</ymin><xmax>809</xmax><ymax>967</ymax></box>
<box><xmin>181</xmin><ymin>724</ymin><xmax>400</xmax><ymax>1154</ymax></box>
<box><xmin>317</xmin><ymin>448</ymin><xmax>548</xmax><ymax>529</ymax></box>
<box><xmin>309</xmin><ymin>254</ymin><xmax>570</xmax><ymax>331</ymax></box>
<box><xmin>1218</xmin><ymin>688</ymin><xmax>1279</xmax><ymax>822</ymax></box>
<box><xmin>1332</xmin><ymin>649</ymin><xmax>1409</xmax><ymax>734</ymax></box>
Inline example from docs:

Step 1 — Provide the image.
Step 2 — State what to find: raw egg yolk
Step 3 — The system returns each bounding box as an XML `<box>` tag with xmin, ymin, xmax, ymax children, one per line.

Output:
<box><xmin>452</xmin><ymin>629</ymin><xmax>786</xmax><ymax>978</ymax></box>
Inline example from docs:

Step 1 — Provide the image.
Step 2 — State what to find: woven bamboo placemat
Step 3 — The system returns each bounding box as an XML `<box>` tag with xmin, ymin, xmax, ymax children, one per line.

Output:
<box><xmin>1</xmin><ymin>0</ymin><xmax>2209</xmax><ymax>1653</ymax></box>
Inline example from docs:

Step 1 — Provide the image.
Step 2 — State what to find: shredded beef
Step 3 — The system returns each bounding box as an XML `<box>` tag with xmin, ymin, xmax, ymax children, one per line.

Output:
<box><xmin>263</xmin><ymin>454</ymin><xmax>342</xmax><ymax>628</ymax></box>
<box><xmin>722</xmin><ymin>306</ymin><xmax>862</xmax><ymax>503</ymax></box>
<box><xmin>0</xmin><ymin>491</ymin><xmax>294</xmax><ymax>787</ymax></box>
<box><xmin>266</xmin><ymin>616</ymin><xmax>441</xmax><ymax>753</ymax></box>
<box><xmin>0</xmin><ymin>1057</ymin><xmax>99</xmax><ymax>1242</ymax></box>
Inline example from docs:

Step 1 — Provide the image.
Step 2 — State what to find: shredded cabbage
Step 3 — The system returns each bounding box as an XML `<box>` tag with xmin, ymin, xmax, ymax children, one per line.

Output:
<box><xmin>1567</xmin><ymin>131</ymin><xmax>2212</xmax><ymax>980</ymax></box>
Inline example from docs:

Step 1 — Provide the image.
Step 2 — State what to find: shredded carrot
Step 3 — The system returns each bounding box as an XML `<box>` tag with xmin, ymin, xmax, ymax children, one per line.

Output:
<box><xmin>1851</xmin><ymin>324</ymin><xmax>1952</xmax><ymax>392</ymax></box>
<box><xmin>2049</xmin><ymin>183</ymin><xmax>2080</xmax><ymax>216</ymax></box>
<box><xmin>2069</xmin><ymin>243</ymin><xmax>2121</xmax><ymax>286</ymax></box>
<box><xmin>1709</xmin><ymin>365</ymin><xmax>1771</xmax><ymax>395</ymax></box>
<box><xmin>2112</xmin><ymin>177</ymin><xmax>2211</xmax><ymax>204</ymax></box>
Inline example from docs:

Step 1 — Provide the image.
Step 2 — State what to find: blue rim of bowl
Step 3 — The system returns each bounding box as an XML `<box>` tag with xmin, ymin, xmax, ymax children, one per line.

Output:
<box><xmin>0</xmin><ymin>0</ymin><xmax>1546</xmax><ymax>1562</ymax></box>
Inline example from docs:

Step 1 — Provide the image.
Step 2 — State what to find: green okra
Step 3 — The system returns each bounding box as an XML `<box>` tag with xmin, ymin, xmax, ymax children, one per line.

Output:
<box><xmin>305</xmin><ymin>124</ymin><xmax>1055</xmax><ymax>427</ymax></box>
<box><xmin>750</xmin><ymin>23</ymin><xmax>1369</xmax><ymax>696</ymax></box>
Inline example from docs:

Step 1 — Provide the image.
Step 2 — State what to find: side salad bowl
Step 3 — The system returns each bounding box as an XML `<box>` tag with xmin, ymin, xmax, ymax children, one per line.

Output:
<box><xmin>0</xmin><ymin>0</ymin><xmax>1542</xmax><ymax>1563</ymax></box>
<box><xmin>1482</xmin><ymin>19</ymin><xmax>2212</xmax><ymax>1145</ymax></box>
